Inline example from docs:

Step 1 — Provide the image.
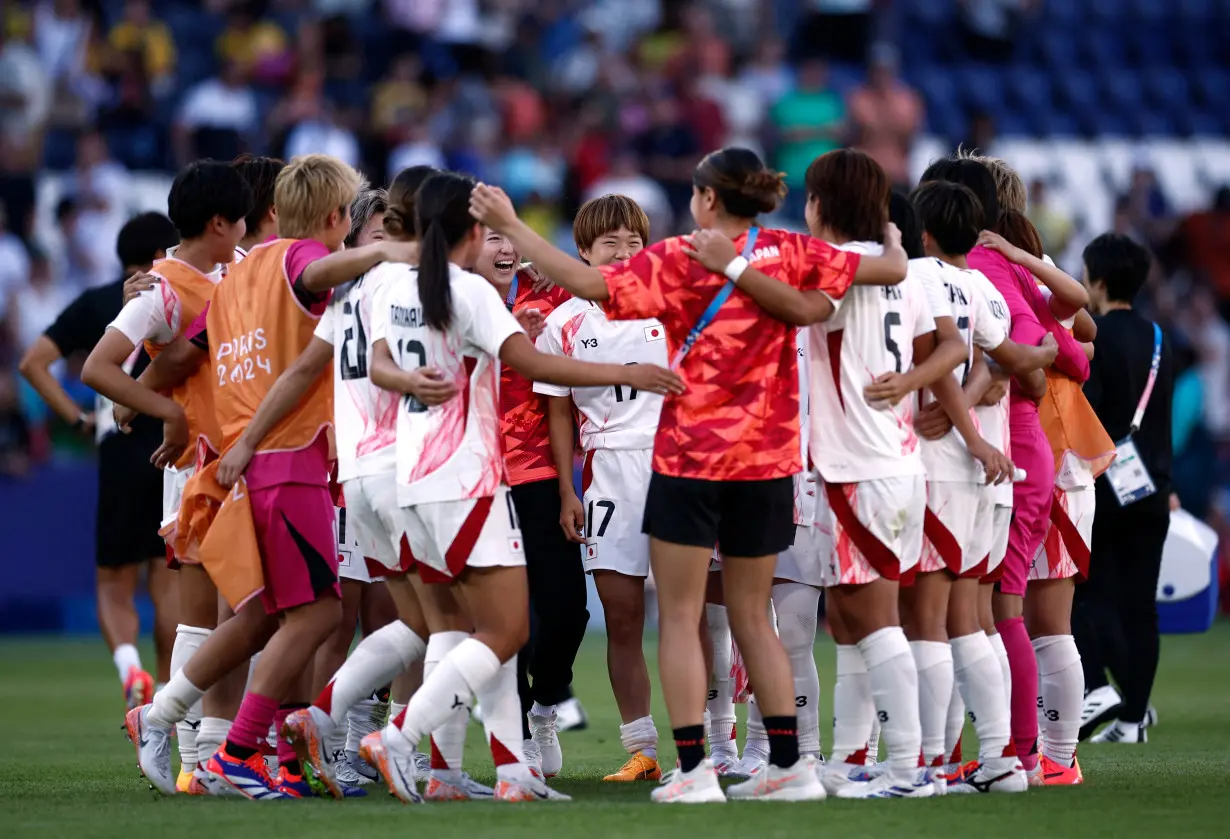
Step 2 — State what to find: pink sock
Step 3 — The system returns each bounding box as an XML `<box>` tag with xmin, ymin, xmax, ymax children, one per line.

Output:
<box><xmin>274</xmin><ymin>705</ymin><xmax>302</xmax><ymax>768</ymax></box>
<box><xmin>996</xmin><ymin>616</ymin><xmax>1040</xmax><ymax>771</ymax></box>
<box><xmin>227</xmin><ymin>692</ymin><xmax>279</xmax><ymax>752</ymax></box>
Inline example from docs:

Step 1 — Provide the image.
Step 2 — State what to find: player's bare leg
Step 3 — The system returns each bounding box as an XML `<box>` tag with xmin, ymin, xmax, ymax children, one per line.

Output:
<box><xmin>98</xmin><ymin>563</ymin><xmax>151</xmax><ymax>704</ymax></box>
<box><xmin>594</xmin><ymin>570</ymin><xmax>660</xmax><ymax>781</ymax></box>
<box><xmin>146</xmin><ymin>557</ymin><xmax>177</xmax><ymax>685</ymax></box>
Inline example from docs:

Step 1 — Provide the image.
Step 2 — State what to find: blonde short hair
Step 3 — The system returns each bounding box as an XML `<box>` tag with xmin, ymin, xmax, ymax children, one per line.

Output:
<box><xmin>274</xmin><ymin>154</ymin><xmax>363</xmax><ymax>239</ymax></box>
<box><xmin>954</xmin><ymin>147</ymin><xmax>1027</xmax><ymax>213</ymax></box>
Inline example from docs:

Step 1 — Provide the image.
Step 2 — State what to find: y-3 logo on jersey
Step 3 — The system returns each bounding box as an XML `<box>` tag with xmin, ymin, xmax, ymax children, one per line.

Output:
<box><xmin>581</xmin><ymin>338</ymin><xmax>599</xmax><ymax>348</ymax></box>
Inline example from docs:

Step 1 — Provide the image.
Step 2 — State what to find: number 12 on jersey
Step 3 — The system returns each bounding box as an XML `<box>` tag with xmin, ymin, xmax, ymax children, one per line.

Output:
<box><xmin>396</xmin><ymin>337</ymin><xmax>428</xmax><ymax>413</ymax></box>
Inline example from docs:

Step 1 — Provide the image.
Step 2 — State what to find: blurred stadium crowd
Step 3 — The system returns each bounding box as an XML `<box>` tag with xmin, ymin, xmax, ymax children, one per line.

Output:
<box><xmin>1</xmin><ymin>0</ymin><xmax>1230</xmax><ymax>528</ymax></box>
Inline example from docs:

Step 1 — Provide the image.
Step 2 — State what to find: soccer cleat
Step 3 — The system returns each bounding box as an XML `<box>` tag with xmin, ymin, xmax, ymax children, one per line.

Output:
<box><xmin>529</xmin><ymin>709</ymin><xmax>563</xmax><ymax>778</ymax></box>
<box><xmin>726</xmin><ymin>756</ymin><xmax>827</xmax><ymax>802</ymax></box>
<box><xmin>494</xmin><ymin>773</ymin><xmax>572</xmax><ymax>802</ymax></box>
<box><xmin>651</xmin><ymin>759</ymin><xmax>727</xmax><ymax>804</ymax></box>
<box><xmin>725</xmin><ymin>754</ymin><xmax>767</xmax><ymax>779</ymax></box>
<box><xmin>1078</xmin><ymin>685</ymin><xmax>1123</xmax><ymax>741</ymax></box>
<box><xmin>206</xmin><ymin>748</ymin><xmax>290</xmax><ymax>800</ymax></box>
<box><xmin>124</xmin><ymin>705</ymin><xmax>176</xmax><ymax>795</ymax></box>
<box><xmin>522</xmin><ymin>738</ymin><xmax>545</xmax><ymax>780</ymax></box>
<box><xmin>176</xmin><ymin>769</ymin><xmax>197</xmax><ymax>794</ymax></box>
<box><xmin>1144</xmin><ymin>705</ymin><xmax>1158</xmax><ymax>728</ymax></box>
<box><xmin>820</xmin><ymin>761</ymin><xmax>876</xmax><ymax>797</ymax></box>
<box><xmin>124</xmin><ymin>667</ymin><xmax>155</xmax><ymax>711</ymax></box>
<box><xmin>556</xmin><ymin>697</ymin><xmax>589</xmax><ymax>731</ymax></box>
<box><xmin>425</xmin><ymin>770</ymin><xmax>496</xmax><ymax>800</ymax></box>
<box><xmin>603</xmin><ymin>752</ymin><xmax>662</xmax><ymax>782</ymax></box>
<box><xmin>835</xmin><ymin>769</ymin><xmax>937</xmax><ymax>799</ymax></box>
<box><xmin>1091</xmin><ymin>720</ymin><xmax>1147</xmax><ymax>744</ymax></box>
<box><xmin>281</xmin><ymin>707</ymin><xmax>342</xmax><ymax>799</ymax></box>
<box><xmin>192</xmin><ymin>763</ymin><xmax>240</xmax><ymax>797</ymax></box>
<box><xmin>1038</xmin><ymin>754</ymin><xmax>1083</xmax><ymax>785</ymax></box>
<box><xmin>924</xmin><ymin>763</ymin><xmax>948</xmax><ymax>797</ymax></box>
<box><xmin>273</xmin><ymin>765</ymin><xmax>314</xmax><ymax>798</ymax></box>
<box><xmin>359</xmin><ymin>731</ymin><xmax>423</xmax><ymax>804</ymax></box>
<box><xmin>710</xmin><ymin>749</ymin><xmax>739</xmax><ymax>776</ymax></box>
<box><xmin>413</xmin><ymin>751</ymin><xmax>432</xmax><ymax>774</ymax></box>
<box><xmin>946</xmin><ymin>757</ymin><xmax>1028</xmax><ymax>794</ymax></box>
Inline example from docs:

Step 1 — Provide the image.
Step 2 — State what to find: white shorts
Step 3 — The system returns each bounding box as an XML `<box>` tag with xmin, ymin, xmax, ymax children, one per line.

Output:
<box><xmin>775</xmin><ymin>525</ymin><xmax>826</xmax><ymax>588</ymax></box>
<box><xmin>919</xmin><ymin>480</ymin><xmax>980</xmax><ymax>577</ymax></box>
<box><xmin>402</xmin><ymin>485</ymin><xmax>526</xmax><ymax>583</ymax></box>
<box><xmin>819</xmin><ymin>474</ymin><xmax>926</xmax><ymax>587</ymax></box>
<box><xmin>335</xmin><ymin>501</ymin><xmax>380</xmax><ymax>584</ymax></box>
<box><xmin>967</xmin><ymin>485</ymin><xmax>1002</xmax><ymax>575</ymax></box>
<box><xmin>581</xmin><ymin>448</ymin><xmax>651</xmax><ymax>578</ymax></box>
<box><xmin>1030</xmin><ymin>486</ymin><xmax>1095</xmax><ymax>582</ymax></box>
<box><xmin>161</xmin><ymin>464</ymin><xmax>195</xmax><ymax>528</ymax></box>
<box><xmin>987</xmin><ymin>504</ymin><xmax>1012</xmax><ymax>578</ymax></box>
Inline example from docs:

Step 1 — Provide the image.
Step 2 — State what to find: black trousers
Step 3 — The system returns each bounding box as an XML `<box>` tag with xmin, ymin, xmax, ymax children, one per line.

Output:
<box><xmin>1072</xmin><ymin>491</ymin><xmax>1170</xmax><ymax>722</ymax></box>
<box><xmin>511</xmin><ymin>479</ymin><xmax>590</xmax><ymax>733</ymax></box>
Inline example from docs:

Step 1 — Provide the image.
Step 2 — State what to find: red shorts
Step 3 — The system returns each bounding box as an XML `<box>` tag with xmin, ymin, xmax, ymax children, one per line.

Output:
<box><xmin>249</xmin><ymin>481</ymin><xmax>340</xmax><ymax>614</ymax></box>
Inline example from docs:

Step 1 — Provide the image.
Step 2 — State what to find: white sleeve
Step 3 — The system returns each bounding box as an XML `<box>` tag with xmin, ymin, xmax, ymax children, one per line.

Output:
<box><xmin>970</xmin><ymin>283</ymin><xmax>1007</xmax><ymax>350</ymax></box>
<box><xmin>369</xmin><ymin>281</ymin><xmax>392</xmax><ymax>344</ymax></box>
<box><xmin>454</xmin><ymin>274</ymin><xmax>525</xmax><ymax>360</ymax></box>
<box><xmin>107</xmin><ymin>285</ymin><xmax>177</xmax><ymax>346</ymax></box>
<box><xmin>533</xmin><ymin>309</ymin><xmax>571</xmax><ymax>397</ymax></box>
<box><xmin>912</xmin><ymin>288</ymin><xmax>936</xmax><ymax>339</ymax></box>
<box><xmin>918</xmin><ymin>262</ymin><xmax>952</xmax><ymax>321</ymax></box>
<box><xmin>314</xmin><ymin>303</ymin><xmax>337</xmax><ymax>345</ymax></box>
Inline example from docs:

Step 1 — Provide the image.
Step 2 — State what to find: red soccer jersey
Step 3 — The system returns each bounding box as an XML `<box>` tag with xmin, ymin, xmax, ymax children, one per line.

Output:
<box><xmin>500</xmin><ymin>278</ymin><xmax>572</xmax><ymax>486</ymax></box>
<box><xmin>598</xmin><ymin>229</ymin><xmax>859</xmax><ymax>481</ymax></box>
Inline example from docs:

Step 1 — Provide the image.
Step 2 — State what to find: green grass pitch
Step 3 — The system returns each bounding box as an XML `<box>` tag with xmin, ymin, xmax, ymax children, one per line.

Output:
<box><xmin>2</xmin><ymin>627</ymin><xmax>1228</xmax><ymax>838</ymax></box>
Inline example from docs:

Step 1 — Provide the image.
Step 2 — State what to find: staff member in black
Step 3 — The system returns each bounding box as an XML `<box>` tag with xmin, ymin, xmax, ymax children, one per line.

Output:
<box><xmin>1074</xmin><ymin>233</ymin><xmax>1174</xmax><ymax>745</ymax></box>
<box><xmin>19</xmin><ymin>212</ymin><xmax>180</xmax><ymax>707</ymax></box>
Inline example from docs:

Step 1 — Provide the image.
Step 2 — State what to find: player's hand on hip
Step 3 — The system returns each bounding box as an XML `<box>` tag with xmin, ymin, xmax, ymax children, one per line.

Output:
<box><xmin>682</xmin><ymin>229</ymin><xmax>738</xmax><ymax>274</ymax></box>
<box><xmin>913</xmin><ymin>401</ymin><xmax>952</xmax><ymax>440</ymax></box>
<box><xmin>559</xmin><ymin>490</ymin><xmax>585</xmax><ymax>544</ymax></box>
<box><xmin>123</xmin><ymin>271</ymin><xmax>159</xmax><ymax>305</ymax></box>
<box><xmin>408</xmin><ymin>367</ymin><xmax>458</xmax><ymax>406</ymax></box>
<box><xmin>216</xmin><ymin>439</ymin><xmax>255</xmax><ymax>488</ymax></box>
<box><xmin>469</xmin><ymin>183</ymin><xmax>518</xmax><ymax>233</ymax></box>
<box><xmin>624</xmin><ymin>364</ymin><xmax>685</xmax><ymax>396</ymax></box>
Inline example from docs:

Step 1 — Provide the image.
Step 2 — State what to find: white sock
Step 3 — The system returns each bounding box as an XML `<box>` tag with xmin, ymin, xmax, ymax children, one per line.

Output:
<box><xmin>477</xmin><ymin>656</ymin><xmax>527</xmax><ymax>780</ymax></box>
<box><xmin>426</xmin><ymin>631</ymin><xmax>470</xmax><ymax>770</ymax></box>
<box><xmin>113</xmin><ymin>643</ymin><xmax>142</xmax><ymax>683</ymax></box>
<box><xmin>391</xmin><ymin>638</ymin><xmax>499</xmax><ymax>755</ymax></box>
<box><xmin>1033</xmin><ymin>634</ymin><xmax>1083</xmax><ymax>766</ymax></box>
<box><xmin>321</xmin><ymin>621</ymin><xmax>425</xmax><ymax>728</ymax></box>
<box><xmin>705</xmin><ymin>604</ymin><xmax>736</xmax><ymax>755</ymax></box>
<box><xmin>944</xmin><ymin>678</ymin><xmax>965</xmax><ymax>765</ymax></box>
<box><xmin>346</xmin><ymin>694</ymin><xmax>388</xmax><ymax>754</ymax></box>
<box><xmin>909</xmin><ymin>640</ymin><xmax>954</xmax><ymax>768</ymax></box>
<box><xmin>619</xmin><ymin>715</ymin><xmax>657</xmax><ymax>759</ymax></box>
<box><xmin>988</xmin><ymin>631</ymin><xmax>1012</xmax><ymax>699</ymax></box>
<box><xmin>197</xmin><ymin>716</ymin><xmax>231</xmax><ymax>766</ymax></box>
<box><xmin>951</xmin><ymin>632</ymin><xmax>1011</xmax><ymax>760</ymax></box>
<box><xmin>772</xmin><ymin>583</ymin><xmax>821</xmax><ymax>756</ymax></box>
<box><xmin>867</xmin><ymin>718</ymin><xmax>881</xmax><ymax>763</ymax></box>
<box><xmin>743</xmin><ymin>696</ymin><xmax>769</xmax><ymax>763</ymax></box>
<box><xmin>149</xmin><ymin>669</ymin><xmax>204</xmax><ymax>730</ymax></box>
<box><xmin>858</xmin><ymin>627</ymin><xmax>921</xmax><ymax>781</ymax></box>
<box><xmin>832</xmin><ymin>644</ymin><xmax>874</xmax><ymax>765</ymax></box>
<box><xmin>530</xmin><ymin>701</ymin><xmax>556</xmax><ymax>717</ymax></box>
<box><xmin>390</xmin><ymin>701</ymin><xmax>407</xmax><ymax>724</ymax></box>
<box><xmin>169</xmin><ymin>625</ymin><xmax>210</xmax><ymax>771</ymax></box>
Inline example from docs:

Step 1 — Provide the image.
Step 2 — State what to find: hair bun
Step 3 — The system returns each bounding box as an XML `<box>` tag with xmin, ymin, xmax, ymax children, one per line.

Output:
<box><xmin>742</xmin><ymin>169</ymin><xmax>788</xmax><ymax>214</ymax></box>
<box><xmin>383</xmin><ymin>205</ymin><xmax>408</xmax><ymax>237</ymax></box>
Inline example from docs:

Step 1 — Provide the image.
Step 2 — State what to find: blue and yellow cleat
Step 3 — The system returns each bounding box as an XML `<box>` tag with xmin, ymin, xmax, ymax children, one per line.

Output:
<box><xmin>206</xmin><ymin>748</ymin><xmax>291</xmax><ymax>800</ymax></box>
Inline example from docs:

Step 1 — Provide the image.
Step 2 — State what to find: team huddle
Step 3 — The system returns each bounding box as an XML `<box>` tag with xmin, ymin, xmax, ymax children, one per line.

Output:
<box><xmin>89</xmin><ymin>139</ymin><xmax>1142</xmax><ymax>804</ymax></box>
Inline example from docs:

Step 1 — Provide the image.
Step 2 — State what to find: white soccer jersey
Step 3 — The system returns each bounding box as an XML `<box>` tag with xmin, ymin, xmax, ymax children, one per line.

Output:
<box><xmin>809</xmin><ymin>242</ymin><xmax>934</xmax><ymax>483</ymax></box>
<box><xmin>370</xmin><ymin>263</ymin><xmax>524</xmax><ymax>506</ymax></box>
<box><xmin>315</xmin><ymin>264</ymin><xmax>399</xmax><ymax>482</ymax></box>
<box><xmin>532</xmin><ymin>298</ymin><xmax>666</xmax><ymax>451</ymax></box>
<box><xmin>967</xmin><ymin>269</ymin><xmax>1014</xmax><ymax>505</ymax></box>
<box><xmin>913</xmin><ymin>258</ymin><xmax>1007</xmax><ymax>482</ymax></box>
<box><xmin>793</xmin><ymin>328</ymin><xmax>816</xmax><ymax>526</ymax></box>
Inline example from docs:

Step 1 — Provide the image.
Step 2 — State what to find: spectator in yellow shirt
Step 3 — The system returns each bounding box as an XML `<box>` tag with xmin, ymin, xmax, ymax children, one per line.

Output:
<box><xmin>107</xmin><ymin>0</ymin><xmax>175</xmax><ymax>89</ymax></box>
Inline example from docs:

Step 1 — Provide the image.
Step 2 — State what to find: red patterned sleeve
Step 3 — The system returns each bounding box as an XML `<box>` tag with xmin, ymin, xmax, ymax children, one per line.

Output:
<box><xmin>795</xmin><ymin>234</ymin><xmax>860</xmax><ymax>299</ymax></box>
<box><xmin>598</xmin><ymin>238</ymin><xmax>681</xmax><ymax>322</ymax></box>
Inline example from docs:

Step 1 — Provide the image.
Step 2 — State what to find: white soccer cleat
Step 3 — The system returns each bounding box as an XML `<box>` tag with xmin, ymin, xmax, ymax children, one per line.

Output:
<box><xmin>494</xmin><ymin>771</ymin><xmax>572</xmax><ymax>802</ymax></box>
<box><xmin>946</xmin><ymin>757</ymin><xmax>1027</xmax><ymax>794</ymax></box>
<box><xmin>1079</xmin><ymin>685</ymin><xmax>1123</xmax><ymax>740</ymax></box>
<box><xmin>724</xmin><ymin>754</ymin><xmax>767</xmax><ymax>779</ymax></box>
<box><xmin>556</xmin><ymin>697</ymin><xmax>589</xmax><ymax>731</ymax></box>
<box><xmin>651</xmin><ymin>759</ymin><xmax>727</xmax><ymax>804</ymax></box>
<box><xmin>836</xmin><ymin>769</ymin><xmax>936</xmax><ymax>799</ymax></box>
<box><xmin>359</xmin><ymin>731</ymin><xmax>423</xmax><ymax>804</ymax></box>
<box><xmin>123</xmin><ymin>705</ymin><xmax>176</xmax><ymax>795</ymax></box>
<box><xmin>522</xmin><ymin>738</ymin><xmax>545</xmax><ymax>780</ymax></box>
<box><xmin>727</xmin><ymin>756</ymin><xmax>827</xmax><ymax>802</ymax></box>
<box><xmin>1090</xmin><ymin>720</ymin><xmax>1147</xmax><ymax>744</ymax></box>
<box><xmin>1144</xmin><ymin>705</ymin><xmax>1159</xmax><ymax>728</ymax></box>
<box><xmin>820</xmin><ymin>760</ymin><xmax>875</xmax><ymax>796</ymax></box>
<box><xmin>710</xmin><ymin>748</ymin><xmax>739</xmax><ymax>776</ymax></box>
<box><xmin>529</xmin><ymin>709</ymin><xmax>563</xmax><ymax>777</ymax></box>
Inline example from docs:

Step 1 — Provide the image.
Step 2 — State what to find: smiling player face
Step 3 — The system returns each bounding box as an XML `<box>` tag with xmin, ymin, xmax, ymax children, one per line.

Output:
<box><xmin>475</xmin><ymin>227</ymin><xmax>519</xmax><ymax>286</ymax></box>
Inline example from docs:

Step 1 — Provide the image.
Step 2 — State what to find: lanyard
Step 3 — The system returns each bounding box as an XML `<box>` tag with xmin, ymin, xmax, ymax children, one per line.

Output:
<box><xmin>1130</xmin><ymin>323</ymin><xmax>1163</xmax><ymax>434</ymax></box>
<box><xmin>670</xmin><ymin>226</ymin><xmax>759</xmax><ymax>371</ymax></box>
<box><xmin>504</xmin><ymin>273</ymin><xmax>518</xmax><ymax>311</ymax></box>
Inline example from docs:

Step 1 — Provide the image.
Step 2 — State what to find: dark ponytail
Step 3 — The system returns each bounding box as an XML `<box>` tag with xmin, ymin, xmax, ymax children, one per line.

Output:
<box><xmin>413</xmin><ymin>171</ymin><xmax>478</xmax><ymax>332</ymax></box>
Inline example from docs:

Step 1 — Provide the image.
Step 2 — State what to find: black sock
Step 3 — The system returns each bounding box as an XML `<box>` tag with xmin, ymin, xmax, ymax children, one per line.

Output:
<box><xmin>222</xmin><ymin>740</ymin><xmax>257</xmax><ymax>760</ymax></box>
<box><xmin>763</xmin><ymin>715</ymin><xmax>799</xmax><ymax>769</ymax></box>
<box><xmin>673</xmin><ymin>725</ymin><xmax>706</xmax><ymax>773</ymax></box>
<box><xmin>283</xmin><ymin>758</ymin><xmax>303</xmax><ymax>776</ymax></box>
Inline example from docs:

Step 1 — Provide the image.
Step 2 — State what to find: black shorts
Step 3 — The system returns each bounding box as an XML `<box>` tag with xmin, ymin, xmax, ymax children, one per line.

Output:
<box><xmin>642</xmin><ymin>473</ymin><xmax>796</xmax><ymax>558</ymax></box>
<box><xmin>96</xmin><ymin>439</ymin><xmax>164</xmax><ymax>569</ymax></box>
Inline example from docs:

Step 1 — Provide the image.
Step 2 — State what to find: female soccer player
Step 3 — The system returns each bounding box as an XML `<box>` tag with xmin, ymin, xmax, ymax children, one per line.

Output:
<box><xmin>471</xmin><ymin>147</ymin><xmax>908</xmax><ymax>802</ymax></box>
<box><xmin>358</xmin><ymin>171</ymin><xmax>682</xmax><ymax>804</ymax></box>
